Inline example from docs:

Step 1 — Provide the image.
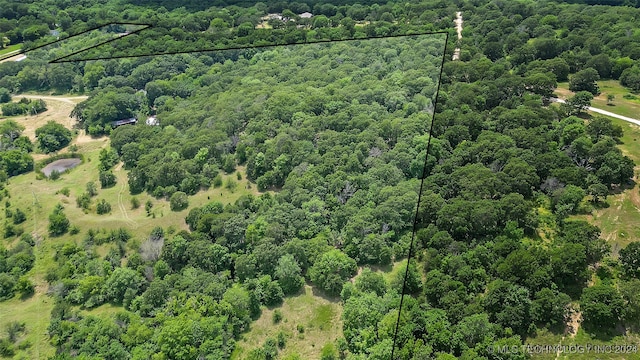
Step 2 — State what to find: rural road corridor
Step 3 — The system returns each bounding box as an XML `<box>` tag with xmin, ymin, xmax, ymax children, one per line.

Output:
<box><xmin>452</xmin><ymin>11</ymin><xmax>463</xmax><ymax>60</ymax></box>
<box><xmin>550</xmin><ymin>97</ymin><xmax>640</xmax><ymax>126</ymax></box>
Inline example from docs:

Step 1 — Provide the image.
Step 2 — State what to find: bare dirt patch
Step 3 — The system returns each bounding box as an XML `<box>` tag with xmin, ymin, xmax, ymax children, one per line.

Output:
<box><xmin>1</xmin><ymin>95</ymin><xmax>86</xmax><ymax>142</ymax></box>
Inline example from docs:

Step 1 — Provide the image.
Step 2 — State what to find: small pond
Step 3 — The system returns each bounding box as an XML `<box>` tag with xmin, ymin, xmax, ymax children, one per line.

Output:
<box><xmin>42</xmin><ymin>158</ymin><xmax>82</xmax><ymax>177</ymax></box>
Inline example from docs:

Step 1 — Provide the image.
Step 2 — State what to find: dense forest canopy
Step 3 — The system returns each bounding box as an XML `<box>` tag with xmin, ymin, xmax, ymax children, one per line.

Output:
<box><xmin>0</xmin><ymin>0</ymin><xmax>640</xmax><ymax>359</ymax></box>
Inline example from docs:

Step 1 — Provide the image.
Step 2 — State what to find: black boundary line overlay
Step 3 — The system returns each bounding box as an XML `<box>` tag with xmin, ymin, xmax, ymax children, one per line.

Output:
<box><xmin>390</xmin><ymin>31</ymin><xmax>449</xmax><ymax>360</ymax></box>
<box><xmin>0</xmin><ymin>22</ymin><xmax>151</xmax><ymax>62</ymax></box>
<box><xmin>50</xmin><ymin>29</ymin><xmax>449</xmax><ymax>63</ymax></box>
<box><xmin>25</xmin><ymin>24</ymin><xmax>450</xmax><ymax>357</ymax></box>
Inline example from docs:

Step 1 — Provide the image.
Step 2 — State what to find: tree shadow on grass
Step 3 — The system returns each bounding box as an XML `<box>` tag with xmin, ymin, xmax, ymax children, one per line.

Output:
<box><xmin>581</xmin><ymin>322</ymin><xmax>626</xmax><ymax>342</ymax></box>
<box><xmin>608</xmin><ymin>180</ymin><xmax>636</xmax><ymax>195</ymax></box>
<box><xmin>309</xmin><ymin>284</ymin><xmax>341</xmax><ymax>304</ymax></box>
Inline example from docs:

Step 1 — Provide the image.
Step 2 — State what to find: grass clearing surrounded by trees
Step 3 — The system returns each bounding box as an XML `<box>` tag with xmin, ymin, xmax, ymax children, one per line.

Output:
<box><xmin>0</xmin><ymin>115</ymin><xmax>271</xmax><ymax>358</ymax></box>
<box><xmin>231</xmin><ymin>284</ymin><xmax>344</xmax><ymax>360</ymax></box>
<box><xmin>556</xmin><ymin>81</ymin><xmax>640</xmax><ymax>120</ymax></box>
<box><xmin>572</xmin><ymin>116</ymin><xmax>640</xmax><ymax>254</ymax></box>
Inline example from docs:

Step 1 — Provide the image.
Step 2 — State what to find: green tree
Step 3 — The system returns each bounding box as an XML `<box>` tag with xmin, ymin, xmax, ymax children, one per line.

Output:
<box><xmin>48</xmin><ymin>203</ymin><xmax>69</xmax><ymax>237</ymax></box>
<box><xmin>309</xmin><ymin>249</ymin><xmax>357</xmax><ymax>296</ymax></box>
<box><xmin>580</xmin><ymin>285</ymin><xmax>624</xmax><ymax>330</ymax></box>
<box><xmin>354</xmin><ymin>267</ymin><xmax>386</xmax><ymax>297</ymax></box>
<box><xmin>0</xmin><ymin>88</ymin><xmax>10</xmax><ymax>103</ymax></box>
<box><xmin>12</xmin><ymin>208</ymin><xmax>25</xmax><ymax>224</ymax></box>
<box><xmin>35</xmin><ymin>121</ymin><xmax>72</xmax><ymax>153</ymax></box>
<box><xmin>620</xmin><ymin>241</ymin><xmax>640</xmax><ymax>279</ymax></box>
<box><xmin>620</xmin><ymin>66</ymin><xmax>640</xmax><ymax>92</ymax></box>
<box><xmin>531</xmin><ymin>287</ymin><xmax>571</xmax><ymax>328</ymax></box>
<box><xmin>99</xmin><ymin>170</ymin><xmax>117</xmax><ymax>188</ymax></box>
<box><xmin>169</xmin><ymin>191</ymin><xmax>189</xmax><ymax>211</ymax></box>
<box><xmin>96</xmin><ymin>199</ymin><xmax>112</xmax><ymax>214</ymax></box>
<box><xmin>131</xmin><ymin>196</ymin><xmax>140</xmax><ymax>209</ymax></box>
<box><xmin>619</xmin><ymin>279</ymin><xmax>640</xmax><ymax>324</ymax></box>
<box><xmin>86</xmin><ymin>181</ymin><xmax>98</xmax><ymax>197</ymax></box>
<box><xmin>274</xmin><ymin>254</ymin><xmax>304</xmax><ymax>295</ymax></box>
<box><xmin>104</xmin><ymin>267</ymin><xmax>145</xmax><ymax>303</ymax></box>
<box><xmin>606</xmin><ymin>94</ymin><xmax>615</xmax><ymax>105</ymax></box>
<box><xmin>565</xmin><ymin>91</ymin><xmax>593</xmax><ymax>116</ymax></box>
<box><xmin>586</xmin><ymin>116</ymin><xmax>622</xmax><ymax>142</ymax></box>
<box><xmin>0</xmin><ymin>273</ymin><xmax>15</xmax><ymax>301</ymax></box>
<box><xmin>569</xmin><ymin>68</ymin><xmax>600</xmax><ymax>95</ymax></box>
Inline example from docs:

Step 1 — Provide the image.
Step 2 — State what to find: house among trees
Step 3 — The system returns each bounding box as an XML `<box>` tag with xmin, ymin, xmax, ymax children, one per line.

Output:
<box><xmin>261</xmin><ymin>13</ymin><xmax>283</xmax><ymax>21</ymax></box>
<box><xmin>110</xmin><ymin>117</ymin><xmax>137</xmax><ymax>128</ymax></box>
<box><xmin>146</xmin><ymin>115</ymin><xmax>159</xmax><ymax>126</ymax></box>
<box><xmin>299</xmin><ymin>12</ymin><xmax>313</xmax><ymax>18</ymax></box>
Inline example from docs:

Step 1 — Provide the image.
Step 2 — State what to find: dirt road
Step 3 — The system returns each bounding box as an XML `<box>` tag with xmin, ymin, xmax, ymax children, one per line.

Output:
<box><xmin>17</xmin><ymin>94</ymin><xmax>88</xmax><ymax>104</ymax></box>
<box><xmin>452</xmin><ymin>11</ymin><xmax>463</xmax><ymax>61</ymax></box>
<box><xmin>550</xmin><ymin>97</ymin><xmax>640</xmax><ymax>126</ymax></box>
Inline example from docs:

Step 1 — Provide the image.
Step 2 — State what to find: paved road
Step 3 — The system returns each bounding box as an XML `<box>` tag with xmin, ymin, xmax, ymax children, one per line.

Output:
<box><xmin>550</xmin><ymin>97</ymin><xmax>640</xmax><ymax>126</ymax></box>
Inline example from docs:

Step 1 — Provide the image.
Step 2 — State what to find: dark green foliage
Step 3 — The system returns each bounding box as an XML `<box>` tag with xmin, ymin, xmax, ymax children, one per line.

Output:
<box><xmin>620</xmin><ymin>241</ymin><xmax>640</xmax><ymax>279</ymax></box>
<box><xmin>580</xmin><ymin>285</ymin><xmax>624</xmax><ymax>330</ymax></box>
<box><xmin>565</xmin><ymin>91</ymin><xmax>594</xmax><ymax>116</ymax></box>
<box><xmin>12</xmin><ymin>208</ymin><xmax>25</xmax><ymax>224</ymax></box>
<box><xmin>274</xmin><ymin>254</ymin><xmax>304</xmax><ymax>295</ymax></box>
<box><xmin>169</xmin><ymin>191</ymin><xmax>188</xmax><ymax>211</ymax></box>
<box><xmin>99</xmin><ymin>169</ymin><xmax>117</xmax><ymax>188</ymax></box>
<box><xmin>1</xmin><ymin>99</ymin><xmax>46</xmax><ymax>116</ymax></box>
<box><xmin>5</xmin><ymin>2</ymin><xmax>640</xmax><ymax>358</ymax></box>
<box><xmin>35</xmin><ymin>121</ymin><xmax>70</xmax><ymax>153</ymax></box>
<box><xmin>354</xmin><ymin>268</ymin><xmax>386</xmax><ymax>297</ymax></box>
<box><xmin>569</xmin><ymin>68</ymin><xmax>601</xmax><ymax>95</ymax></box>
<box><xmin>0</xmin><ymin>273</ymin><xmax>15</xmax><ymax>300</ymax></box>
<box><xmin>98</xmin><ymin>147</ymin><xmax>119</xmax><ymax>171</ymax></box>
<box><xmin>0</xmin><ymin>88</ymin><xmax>10</xmax><ymax>103</ymax></box>
<box><xmin>272</xmin><ymin>309</ymin><xmax>282</xmax><ymax>324</ymax></box>
<box><xmin>309</xmin><ymin>250</ymin><xmax>357</xmax><ymax>296</ymax></box>
<box><xmin>620</xmin><ymin>66</ymin><xmax>640</xmax><ymax>91</ymax></box>
<box><xmin>48</xmin><ymin>203</ymin><xmax>69</xmax><ymax>237</ymax></box>
<box><xmin>76</xmin><ymin>192</ymin><xmax>91</xmax><ymax>210</ymax></box>
<box><xmin>96</xmin><ymin>199</ymin><xmax>111</xmax><ymax>215</ymax></box>
<box><xmin>130</xmin><ymin>196</ymin><xmax>140</xmax><ymax>209</ymax></box>
<box><xmin>145</xmin><ymin>200</ymin><xmax>153</xmax><ymax>216</ymax></box>
<box><xmin>0</xmin><ymin>149</ymin><xmax>33</xmax><ymax>176</ymax></box>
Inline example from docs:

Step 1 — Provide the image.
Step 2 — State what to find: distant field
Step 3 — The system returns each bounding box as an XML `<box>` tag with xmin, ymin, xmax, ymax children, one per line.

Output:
<box><xmin>0</xmin><ymin>95</ymin><xmax>84</xmax><ymax>144</ymax></box>
<box><xmin>0</xmin><ymin>44</ymin><xmax>21</xmax><ymax>57</ymax></box>
<box><xmin>555</xmin><ymin>80</ymin><xmax>640</xmax><ymax>120</ymax></box>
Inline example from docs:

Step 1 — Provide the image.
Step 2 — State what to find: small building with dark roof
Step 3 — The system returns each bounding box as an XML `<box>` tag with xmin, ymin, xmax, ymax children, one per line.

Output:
<box><xmin>110</xmin><ymin>117</ymin><xmax>137</xmax><ymax>128</ymax></box>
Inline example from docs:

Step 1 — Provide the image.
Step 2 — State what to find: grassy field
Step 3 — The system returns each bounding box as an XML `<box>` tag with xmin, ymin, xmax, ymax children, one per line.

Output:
<box><xmin>231</xmin><ymin>260</ymin><xmax>403</xmax><ymax>360</ymax></box>
<box><xmin>0</xmin><ymin>95</ymin><xmax>83</xmax><ymax>147</ymax></box>
<box><xmin>569</xmin><ymin>117</ymin><xmax>640</xmax><ymax>254</ymax></box>
<box><xmin>0</xmin><ymin>44</ymin><xmax>21</xmax><ymax>57</ymax></box>
<box><xmin>0</xmin><ymin>92</ymin><xmax>272</xmax><ymax>358</ymax></box>
<box><xmin>230</xmin><ymin>284</ymin><xmax>344</xmax><ymax>360</ymax></box>
<box><xmin>555</xmin><ymin>80</ymin><xmax>640</xmax><ymax>120</ymax></box>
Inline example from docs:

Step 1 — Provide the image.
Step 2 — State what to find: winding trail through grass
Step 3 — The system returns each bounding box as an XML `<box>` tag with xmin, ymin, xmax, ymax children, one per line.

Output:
<box><xmin>114</xmin><ymin>163</ymin><xmax>137</xmax><ymax>228</ymax></box>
